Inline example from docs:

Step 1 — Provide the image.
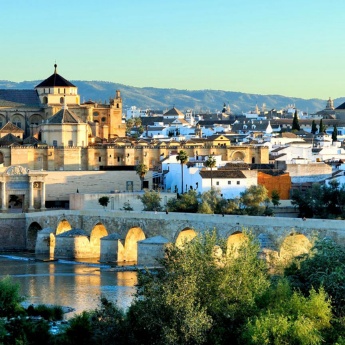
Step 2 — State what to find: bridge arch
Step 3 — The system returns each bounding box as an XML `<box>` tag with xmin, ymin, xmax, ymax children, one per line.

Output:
<box><xmin>90</xmin><ymin>222</ymin><xmax>108</xmax><ymax>257</ymax></box>
<box><xmin>27</xmin><ymin>222</ymin><xmax>42</xmax><ymax>251</ymax></box>
<box><xmin>122</xmin><ymin>227</ymin><xmax>145</xmax><ymax>263</ymax></box>
<box><xmin>175</xmin><ymin>227</ymin><xmax>197</xmax><ymax>248</ymax></box>
<box><xmin>279</xmin><ymin>233</ymin><xmax>312</xmax><ymax>263</ymax></box>
<box><xmin>56</xmin><ymin>219</ymin><xmax>72</xmax><ymax>235</ymax></box>
<box><xmin>226</xmin><ymin>231</ymin><xmax>248</xmax><ymax>256</ymax></box>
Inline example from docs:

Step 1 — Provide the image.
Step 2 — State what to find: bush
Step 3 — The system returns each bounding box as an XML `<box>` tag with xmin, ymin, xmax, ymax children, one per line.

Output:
<box><xmin>26</xmin><ymin>304</ymin><xmax>64</xmax><ymax>320</ymax></box>
<box><xmin>0</xmin><ymin>276</ymin><xmax>24</xmax><ymax>318</ymax></box>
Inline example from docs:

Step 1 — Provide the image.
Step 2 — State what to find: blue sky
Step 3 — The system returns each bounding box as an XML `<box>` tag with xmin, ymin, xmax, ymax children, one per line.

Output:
<box><xmin>1</xmin><ymin>0</ymin><xmax>344</xmax><ymax>99</ymax></box>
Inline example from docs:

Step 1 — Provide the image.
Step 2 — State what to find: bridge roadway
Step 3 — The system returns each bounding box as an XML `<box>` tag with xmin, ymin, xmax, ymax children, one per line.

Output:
<box><xmin>0</xmin><ymin>210</ymin><xmax>344</xmax><ymax>263</ymax></box>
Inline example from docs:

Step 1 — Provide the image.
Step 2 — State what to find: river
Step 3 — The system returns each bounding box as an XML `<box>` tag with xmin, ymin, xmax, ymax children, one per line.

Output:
<box><xmin>0</xmin><ymin>254</ymin><xmax>138</xmax><ymax>319</ymax></box>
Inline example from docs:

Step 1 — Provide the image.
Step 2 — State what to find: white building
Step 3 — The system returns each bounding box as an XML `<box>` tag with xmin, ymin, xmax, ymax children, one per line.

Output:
<box><xmin>161</xmin><ymin>154</ymin><xmax>257</xmax><ymax>198</ymax></box>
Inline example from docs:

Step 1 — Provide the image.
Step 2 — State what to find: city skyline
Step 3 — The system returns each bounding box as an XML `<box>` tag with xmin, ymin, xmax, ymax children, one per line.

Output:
<box><xmin>1</xmin><ymin>0</ymin><xmax>344</xmax><ymax>100</ymax></box>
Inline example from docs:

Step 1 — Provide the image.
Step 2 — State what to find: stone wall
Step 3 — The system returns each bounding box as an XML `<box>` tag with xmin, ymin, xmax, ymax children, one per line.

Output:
<box><xmin>0</xmin><ymin>214</ymin><xmax>26</xmax><ymax>251</ymax></box>
<box><xmin>70</xmin><ymin>192</ymin><xmax>177</xmax><ymax>211</ymax></box>
<box><xmin>44</xmin><ymin>171</ymin><xmax>153</xmax><ymax>202</ymax></box>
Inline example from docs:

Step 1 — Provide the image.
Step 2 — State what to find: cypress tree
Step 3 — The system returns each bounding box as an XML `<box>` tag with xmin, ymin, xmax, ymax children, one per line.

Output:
<box><xmin>292</xmin><ymin>110</ymin><xmax>300</xmax><ymax>131</ymax></box>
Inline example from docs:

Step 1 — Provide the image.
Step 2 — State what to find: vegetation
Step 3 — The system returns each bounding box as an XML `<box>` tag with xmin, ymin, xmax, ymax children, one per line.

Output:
<box><xmin>311</xmin><ymin>119</ymin><xmax>318</xmax><ymax>134</ymax></box>
<box><xmin>3</xmin><ymin>233</ymin><xmax>345</xmax><ymax>344</ymax></box>
<box><xmin>135</xmin><ymin>162</ymin><xmax>149</xmax><ymax>190</ymax></box>
<box><xmin>205</xmin><ymin>155</ymin><xmax>217</xmax><ymax>188</ymax></box>
<box><xmin>271</xmin><ymin>189</ymin><xmax>281</xmax><ymax>207</ymax></box>
<box><xmin>332</xmin><ymin>124</ymin><xmax>338</xmax><ymax>141</ymax></box>
<box><xmin>291</xmin><ymin>180</ymin><xmax>345</xmax><ymax>219</ymax></box>
<box><xmin>319</xmin><ymin>118</ymin><xmax>326</xmax><ymax>133</ymax></box>
<box><xmin>137</xmin><ymin>190</ymin><xmax>162</xmax><ymax>211</ymax></box>
<box><xmin>292</xmin><ymin>110</ymin><xmax>300</xmax><ymax>131</ymax></box>
<box><xmin>176</xmin><ymin>150</ymin><xmax>189</xmax><ymax>193</ymax></box>
<box><xmin>164</xmin><ymin>185</ymin><xmax>272</xmax><ymax>216</ymax></box>
<box><xmin>98</xmin><ymin>196</ymin><xmax>109</xmax><ymax>210</ymax></box>
<box><xmin>121</xmin><ymin>200</ymin><xmax>133</xmax><ymax>211</ymax></box>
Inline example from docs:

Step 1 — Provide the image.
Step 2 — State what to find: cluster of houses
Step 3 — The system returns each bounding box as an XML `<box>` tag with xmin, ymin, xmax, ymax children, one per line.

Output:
<box><xmin>1</xmin><ymin>65</ymin><xmax>345</xmax><ymax>211</ymax></box>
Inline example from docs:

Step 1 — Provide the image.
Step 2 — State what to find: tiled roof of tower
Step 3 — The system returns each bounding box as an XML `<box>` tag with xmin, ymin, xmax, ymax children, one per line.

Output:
<box><xmin>35</xmin><ymin>65</ymin><xmax>76</xmax><ymax>88</ymax></box>
<box><xmin>47</xmin><ymin>108</ymin><xmax>83</xmax><ymax>124</ymax></box>
<box><xmin>0</xmin><ymin>90</ymin><xmax>41</xmax><ymax>107</ymax></box>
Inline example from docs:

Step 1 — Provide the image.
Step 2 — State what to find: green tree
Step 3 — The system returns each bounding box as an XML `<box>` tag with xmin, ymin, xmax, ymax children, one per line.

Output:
<box><xmin>332</xmin><ymin>124</ymin><xmax>338</xmax><ymax>142</ymax></box>
<box><xmin>239</xmin><ymin>185</ymin><xmax>268</xmax><ymax>215</ymax></box>
<box><xmin>137</xmin><ymin>190</ymin><xmax>162</xmax><ymax>211</ymax></box>
<box><xmin>0</xmin><ymin>276</ymin><xmax>24</xmax><ymax>318</ymax></box>
<box><xmin>198</xmin><ymin>188</ymin><xmax>223</xmax><ymax>214</ymax></box>
<box><xmin>205</xmin><ymin>155</ymin><xmax>217</xmax><ymax>188</ymax></box>
<box><xmin>166</xmin><ymin>189</ymin><xmax>199</xmax><ymax>213</ymax></box>
<box><xmin>126</xmin><ymin>230</ymin><xmax>270</xmax><ymax>344</ymax></box>
<box><xmin>311</xmin><ymin>119</ymin><xmax>318</xmax><ymax>134</ymax></box>
<box><xmin>285</xmin><ymin>238</ymin><xmax>345</xmax><ymax>318</ymax></box>
<box><xmin>98</xmin><ymin>196</ymin><xmax>109</xmax><ymax>210</ymax></box>
<box><xmin>136</xmin><ymin>162</ymin><xmax>149</xmax><ymax>190</ymax></box>
<box><xmin>176</xmin><ymin>150</ymin><xmax>189</xmax><ymax>194</ymax></box>
<box><xmin>319</xmin><ymin>118</ymin><xmax>326</xmax><ymax>133</ymax></box>
<box><xmin>271</xmin><ymin>190</ymin><xmax>281</xmax><ymax>207</ymax></box>
<box><xmin>126</xmin><ymin>118</ymin><xmax>134</xmax><ymax>135</ymax></box>
<box><xmin>242</xmin><ymin>279</ymin><xmax>332</xmax><ymax>345</ymax></box>
<box><xmin>292</xmin><ymin>110</ymin><xmax>300</xmax><ymax>131</ymax></box>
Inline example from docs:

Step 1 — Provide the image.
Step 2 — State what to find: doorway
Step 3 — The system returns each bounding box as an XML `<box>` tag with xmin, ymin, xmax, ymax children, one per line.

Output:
<box><xmin>8</xmin><ymin>194</ymin><xmax>24</xmax><ymax>213</ymax></box>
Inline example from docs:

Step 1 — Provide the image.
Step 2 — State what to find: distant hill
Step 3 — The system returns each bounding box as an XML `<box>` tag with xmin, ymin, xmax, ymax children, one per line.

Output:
<box><xmin>1</xmin><ymin>80</ymin><xmax>344</xmax><ymax>114</ymax></box>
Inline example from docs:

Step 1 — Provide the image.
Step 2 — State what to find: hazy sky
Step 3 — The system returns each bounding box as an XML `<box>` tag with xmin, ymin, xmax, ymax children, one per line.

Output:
<box><xmin>1</xmin><ymin>0</ymin><xmax>344</xmax><ymax>99</ymax></box>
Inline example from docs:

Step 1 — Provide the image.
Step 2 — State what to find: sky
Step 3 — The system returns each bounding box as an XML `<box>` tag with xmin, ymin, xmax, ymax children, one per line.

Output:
<box><xmin>1</xmin><ymin>0</ymin><xmax>345</xmax><ymax>99</ymax></box>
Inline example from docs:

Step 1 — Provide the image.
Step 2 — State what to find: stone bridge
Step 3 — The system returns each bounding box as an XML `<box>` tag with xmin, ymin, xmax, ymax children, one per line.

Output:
<box><xmin>1</xmin><ymin>210</ymin><xmax>345</xmax><ymax>266</ymax></box>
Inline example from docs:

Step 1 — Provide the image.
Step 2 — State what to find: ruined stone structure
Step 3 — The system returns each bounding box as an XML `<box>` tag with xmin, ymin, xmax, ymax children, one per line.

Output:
<box><xmin>0</xmin><ymin>210</ymin><xmax>344</xmax><ymax>266</ymax></box>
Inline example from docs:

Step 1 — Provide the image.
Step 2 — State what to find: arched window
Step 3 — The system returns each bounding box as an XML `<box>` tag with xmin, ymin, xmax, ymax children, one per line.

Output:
<box><xmin>60</xmin><ymin>97</ymin><xmax>64</xmax><ymax>104</ymax></box>
<box><xmin>43</xmin><ymin>96</ymin><xmax>48</xmax><ymax>104</ymax></box>
<box><xmin>12</xmin><ymin>114</ymin><xmax>23</xmax><ymax>128</ymax></box>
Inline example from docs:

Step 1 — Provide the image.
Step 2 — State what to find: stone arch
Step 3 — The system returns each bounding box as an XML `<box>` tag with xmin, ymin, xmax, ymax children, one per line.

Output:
<box><xmin>27</xmin><ymin>222</ymin><xmax>42</xmax><ymax>251</ymax></box>
<box><xmin>122</xmin><ymin>227</ymin><xmax>145</xmax><ymax>263</ymax></box>
<box><xmin>56</xmin><ymin>219</ymin><xmax>72</xmax><ymax>235</ymax></box>
<box><xmin>175</xmin><ymin>227</ymin><xmax>197</xmax><ymax>248</ymax></box>
<box><xmin>280</xmin><ymin>233</ymin><xmax>312</xmax><ymax>263</ymax></box>
<box><xmin>231</xmin><ymin>151</ymin><xmax>245</xmax><ymax>161</ymax></box>
<box><xmin>90</xmin><ymin>222</ymin><xmax>108</xmax><ymax>257</ymax></box>
<box><xmin>226</xmin><ymin>231</ymin><xmax>248</xmax><ymax>256</ymax></box>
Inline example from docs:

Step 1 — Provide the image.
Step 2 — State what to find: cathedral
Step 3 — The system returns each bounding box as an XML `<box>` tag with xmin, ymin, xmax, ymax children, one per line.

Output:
<box><xmin>0</xmin><ymin>64</ymin><xmax>126</xmax><ymax>144</ymax></box>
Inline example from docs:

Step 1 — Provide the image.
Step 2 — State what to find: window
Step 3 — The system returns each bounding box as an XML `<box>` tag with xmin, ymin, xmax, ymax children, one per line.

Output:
<box><xmin>101</xmin><ymin>117</ymin><xmax>106</xmax><ymax>122</ymax></box>
<box><xmin>68</xmin><ymin>140</ymin><xmax>73</xmax><ymax>146</ymax></box>
<box><xmin>60</xmin><ymin>97</ymin><xmax>64</xmax><ymax>104</ymax></box>
<box><xmin>237</xmin><ymin>181</ymin><xmax>240</xmax><ymax>185</ymax></box>
<box><xmin>53</xmin><ymin>140</ymin><xmax>57</xmax><ymax>147</ymax></box>
<box><xmin>99</xmin><ymin>157</ymin><xmax>101</xmax><ymax>162</ymax></box>
<box><xmin>93</xmin><ymin>112</ymin><xmax>99</xmax><ymax>117</ymax></box>
<box><xmin>216</xmin><ymin>181</ymin><xmax>219</xmax><ymax>186</ymax></box>
<box><xmin>43</xmin><ymin>96</ymin><xmax>48</xmax><ymax>104</ymax></box>
<box><xmin>228</xmin><ymin>181</ymin><xmax>231</xmax><ymax>185</ymax></box>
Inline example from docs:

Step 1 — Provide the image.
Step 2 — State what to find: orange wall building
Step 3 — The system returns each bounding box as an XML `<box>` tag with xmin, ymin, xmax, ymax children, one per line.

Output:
<box><xmin>258</xmin><ymin>171</ymin><xmax>291</xmax><ymax>200</ymax></box>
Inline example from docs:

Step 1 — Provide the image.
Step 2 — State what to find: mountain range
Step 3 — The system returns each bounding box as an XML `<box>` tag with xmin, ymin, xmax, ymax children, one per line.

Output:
<box><xmin>1</xmin><ymin>80</ymin><xmax>344</xmax><ymax>114</ymax></box>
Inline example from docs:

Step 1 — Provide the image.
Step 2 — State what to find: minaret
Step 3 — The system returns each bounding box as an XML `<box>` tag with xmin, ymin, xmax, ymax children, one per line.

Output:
<box><xmin>326</xmin><ymin>97</ymin><xmax>334</xmax><ymax>110</ymax></box>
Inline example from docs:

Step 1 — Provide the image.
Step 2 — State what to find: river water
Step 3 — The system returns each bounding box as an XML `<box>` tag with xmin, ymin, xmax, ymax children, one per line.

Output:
<box><xmin>0</xmin><ymin>255</ymin><xmax>137</xmax><ymax>319</ymax></box>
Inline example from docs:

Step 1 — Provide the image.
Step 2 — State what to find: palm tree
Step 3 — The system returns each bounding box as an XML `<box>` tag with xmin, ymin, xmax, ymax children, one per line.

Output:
<box><xmin>136</xmin><ymin>163</ymin><xmax>149</xmax><ymax>190</ymax></box>
<box><xmin>205</xmin><ymin>155</ymin><xmax>217</xmax><ymax>188</ymax></box>
<box><xmin>176</xmin><ymin>150</ymin><xmax>189</xmax><ymax>194</ymax></box>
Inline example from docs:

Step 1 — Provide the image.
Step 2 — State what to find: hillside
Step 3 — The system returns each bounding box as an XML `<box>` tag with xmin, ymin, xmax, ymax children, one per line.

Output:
<box><xmin>1</xmin><ymin>80</ymin><xmax>343</xmax><ymax>114</ymax></box>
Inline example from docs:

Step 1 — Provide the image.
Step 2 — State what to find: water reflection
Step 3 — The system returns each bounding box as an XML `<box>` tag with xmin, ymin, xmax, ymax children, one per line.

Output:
<box><xmin>0</xmin><ymin>256</ymin><xmax>137</xmax><ymax>319</ymax></box>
